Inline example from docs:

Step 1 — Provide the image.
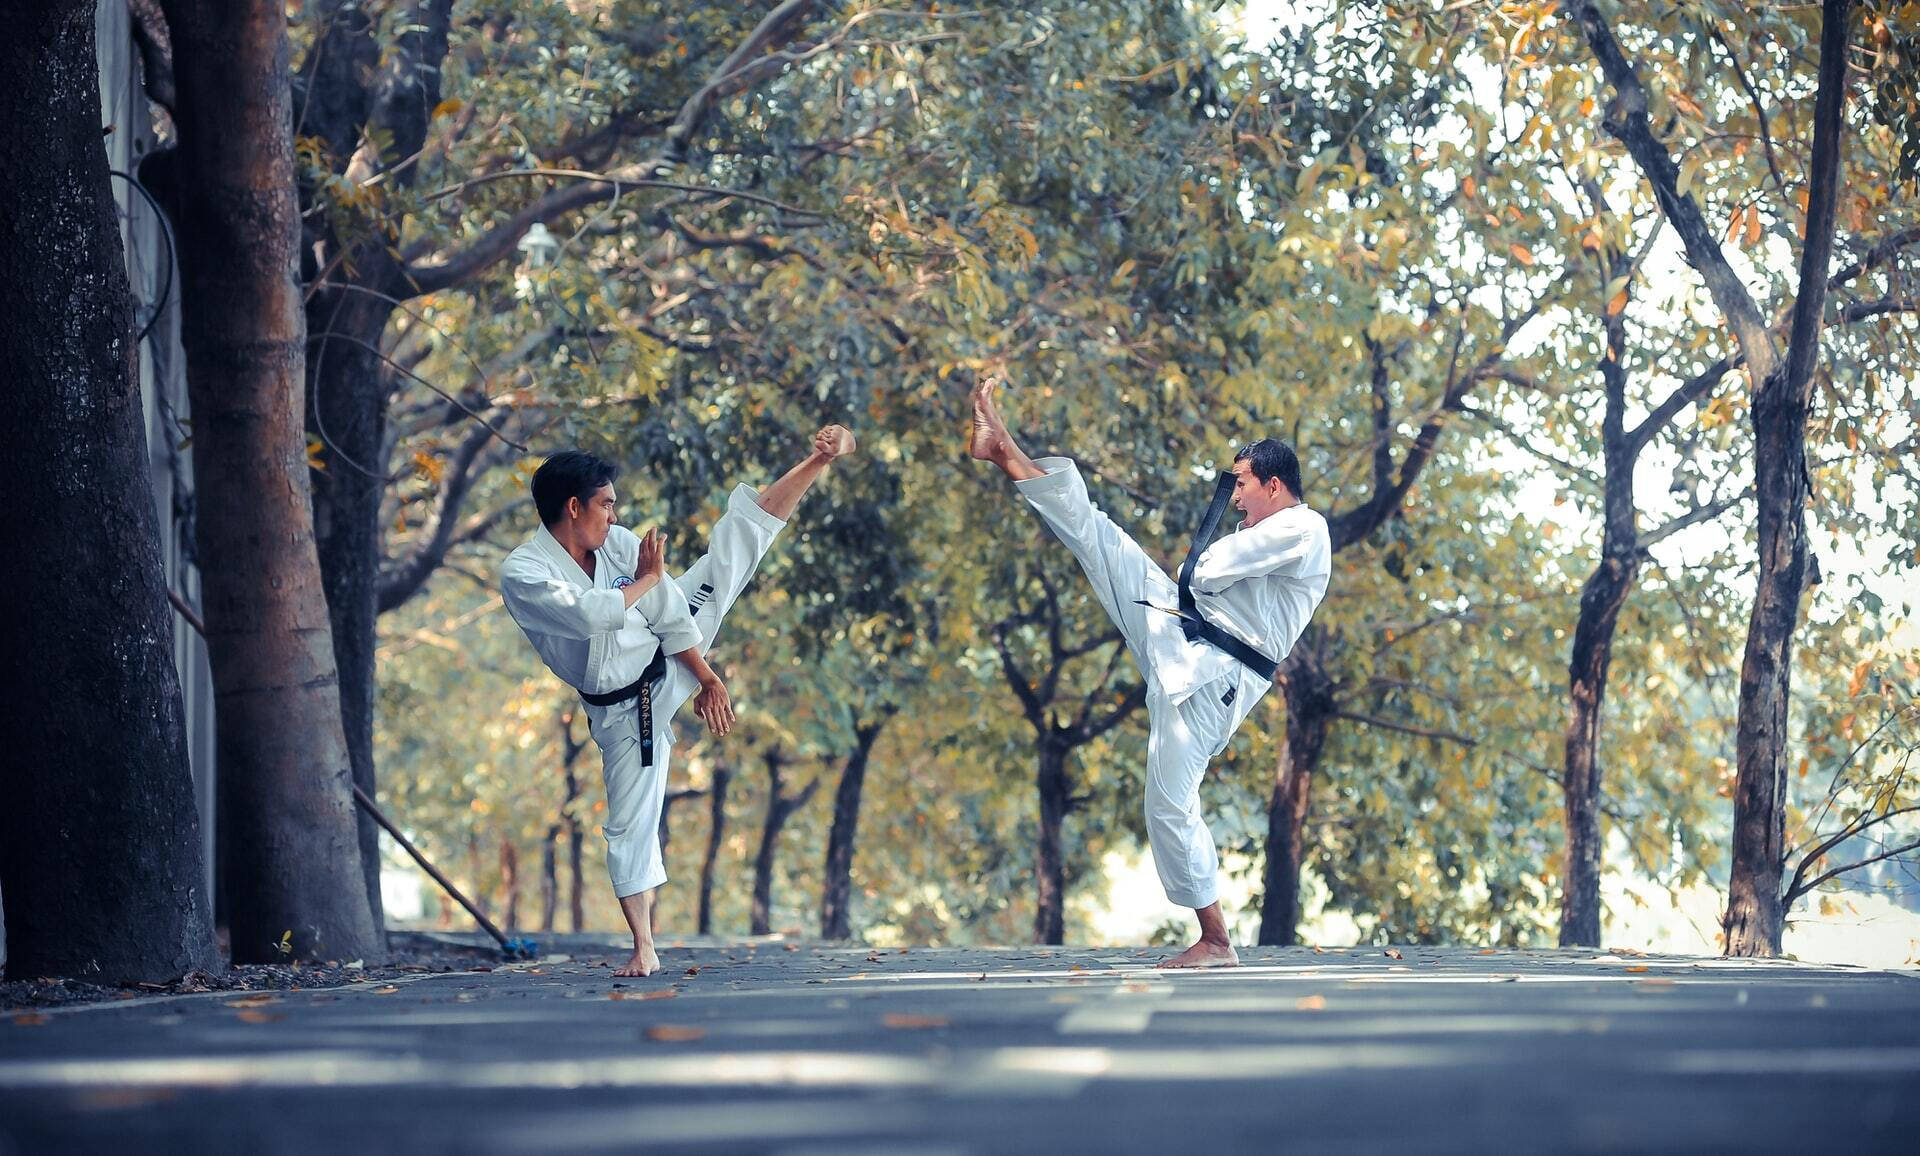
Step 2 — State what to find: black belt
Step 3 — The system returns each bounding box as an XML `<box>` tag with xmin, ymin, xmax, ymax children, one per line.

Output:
<box><xmin>1135</xmin><ymin>470</ymin><xmax>1279</xmax><ymax>682</ymax></box>
<box><xmin>579</xmin><ymin>647</ymin><xmax>670</xmax><ymax>766</ymax></box>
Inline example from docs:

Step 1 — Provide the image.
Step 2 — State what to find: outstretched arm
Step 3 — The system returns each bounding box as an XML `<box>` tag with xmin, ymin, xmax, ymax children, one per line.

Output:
<box><xmin>755</xmin><ymin>424</ymin><xmax>857</xmax><ymax>520</ymax></box>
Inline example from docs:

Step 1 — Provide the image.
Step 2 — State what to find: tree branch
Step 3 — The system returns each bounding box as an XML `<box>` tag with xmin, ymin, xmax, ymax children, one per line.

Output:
<box><xmin>1638</xmin><ymin>490</ymin><xmax>1748</xmax><ymax>550</ymax></box>
<box><xmin>1335</xmin><ymin>710</ymin><xmax>1478</xmax><ymax>747</ymax></box>
<box><xmin>403</xmin><ymin>1</ymin><xmax>823</xmax><ymax>295</ymax></box>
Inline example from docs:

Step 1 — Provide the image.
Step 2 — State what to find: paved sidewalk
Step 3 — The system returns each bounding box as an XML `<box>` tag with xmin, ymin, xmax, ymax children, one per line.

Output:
<box><xmin>2</xmin><ymin>940</ymin><xmax>1916</xmax><ymax>1154</ymax></box>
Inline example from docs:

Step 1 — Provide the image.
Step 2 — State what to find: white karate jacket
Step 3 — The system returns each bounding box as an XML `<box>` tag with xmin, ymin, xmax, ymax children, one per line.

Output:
<box><xmin>499</xmin><ymin>522</ymin><xmax>704</xmax><ymax>699</ymax></box>
<box><xmin>1153</xmin><ymin>501</ymin><xmax>1333</xmax><ymax>716</ymax></box>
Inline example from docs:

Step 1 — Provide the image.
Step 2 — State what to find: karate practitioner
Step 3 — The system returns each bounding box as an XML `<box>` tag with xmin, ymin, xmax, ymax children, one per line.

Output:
<box><xmin>501</xmin><ymin>425</ymin><xmax>857</xmax><ymax>976</ymax></box>
<box><xmin>967</xmin><ymin>377</ymin><xmax>1330</xmax><ymax>967</ymax></box>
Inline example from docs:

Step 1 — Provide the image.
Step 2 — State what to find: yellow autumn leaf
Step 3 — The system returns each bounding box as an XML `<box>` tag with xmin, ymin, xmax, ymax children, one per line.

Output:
<box><xmin>1848</xmin><ymin>660</ymin><xmax>1871</xmax><ymax>697</ymax></box>
<box><xmin>431</xmin><ymin>98</ymin><xmax>464</xmax><ymax>120</ymax></box>
<box><xmin>1508</xmin><ymin>242</ymin><xmax>1536</xmax><ymax>266</ymax></box>
<box><xmin>1745</xmin><ymin>205</ymin><xmax>1762</xmax><ymax>246</ymax></box>
<box><xmin>1461</xmin><ymin>174</ymin><xmax>1478</xmax><ymax>200</ymax></box>
<box><xmin>1725</xmin><ymin>204</ymin><xmax>1747</xmax><ymax>245</ymax></box>
<box><xmin>1606</xmin><ymin>287</ymin><xmax>1630</xmax><ymax>316</ymax></box>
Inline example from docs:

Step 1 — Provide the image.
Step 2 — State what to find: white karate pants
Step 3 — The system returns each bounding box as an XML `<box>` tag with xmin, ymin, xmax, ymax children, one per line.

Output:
<box><xmin>1014</xmin><ymin>459</ymin><xmax>1237</xmax><ymax>910</ymax></box>
<box><xmin>590</xmin><ymin>502</ymin><xmax>778</xmax><ymax>898</ymax></box>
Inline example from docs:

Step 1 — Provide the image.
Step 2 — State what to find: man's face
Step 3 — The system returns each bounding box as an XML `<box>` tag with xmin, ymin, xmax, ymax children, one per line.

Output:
<box><xmin>1230</xmin><ymin>458</ymin><xmax>1292</xmax><ymax>525</ymax></box>
<box><xmin>570</xmin><ymin>483</ymin><xmax>619</xmax><ymax>550</ymax></box>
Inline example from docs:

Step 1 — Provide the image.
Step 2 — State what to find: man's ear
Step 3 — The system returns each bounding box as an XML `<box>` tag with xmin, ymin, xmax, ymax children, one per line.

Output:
<box><xmin>565</xmin><ymin>495</ymin><xmax>582</xmax><ymax>521</ymax></box>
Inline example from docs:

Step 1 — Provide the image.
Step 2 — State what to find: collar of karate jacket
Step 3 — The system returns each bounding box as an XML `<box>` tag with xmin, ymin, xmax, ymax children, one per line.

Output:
<box><xmin>532</xmin><ymin>522</ymin><xmax>598</xmax><ymax>586</ymax></box>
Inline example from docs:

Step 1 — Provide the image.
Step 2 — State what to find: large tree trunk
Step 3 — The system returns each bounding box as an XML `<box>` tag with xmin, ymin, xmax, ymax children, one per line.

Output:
<box><xmin>0</xmin><ymin>0</ymin><xmax>218</xmax><ymax>983</ymax></box>
<box><xmin>306</xmin><ymin>293</ymin><xmax>396</xmax><ymax>936</ymax></box>
<box><xmin>820</xmin><ymin>719</ymin><xmax>889</xmax><ymax>940</ymax></box>
<box><xmin>700</xmin><ymin>762</ymin><xmax>731</xmax><ymax>935</ymax></box>
<box><xmin>160</xmin><ymin>0</ymin><xmax>381</xmax><ymax>964</ymax></box>
<box><xmin>1258</xmin><ymin>641</ymin><xmax>1334</xmax><ymax>946</ymax></box>
<box><xmin>1725</xmin><ymin>0</ymin><xmax>1853</xmax><ymax>957</ymax></box>
<box><xmin>1034</xmin><ymin>741</ymin><xmax>1071</xmax><ymax>945</ymax></box>
<box><xmin>1561</xmin><ymin>232</ymin><xmax>1640</xmax><ymax>948</ymax></box>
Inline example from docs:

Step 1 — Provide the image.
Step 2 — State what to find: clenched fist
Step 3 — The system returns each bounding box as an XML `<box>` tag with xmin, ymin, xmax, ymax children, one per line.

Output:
<box><xmin>813</xmin><ymin>424</ymin><xmax>857</xmax><ymax>460</ymax></box>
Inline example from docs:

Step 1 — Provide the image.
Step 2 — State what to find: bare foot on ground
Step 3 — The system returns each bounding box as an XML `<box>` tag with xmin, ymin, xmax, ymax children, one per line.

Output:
<box><xmin>1158</xmin><ymin>939</ymin><xmax>1240</xmax><ymax>969</ymax></box>
<box><xmin>613</xmin><ymin>945</ymin><xmax>660</xmax><ymax>977</ymax></box>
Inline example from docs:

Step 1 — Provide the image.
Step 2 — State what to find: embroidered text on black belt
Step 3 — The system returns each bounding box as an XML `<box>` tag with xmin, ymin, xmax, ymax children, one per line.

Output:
<box><xmin>578</xmin><ymin>646</ymin><xmax>670</xmax><ymax>766</ymax></box>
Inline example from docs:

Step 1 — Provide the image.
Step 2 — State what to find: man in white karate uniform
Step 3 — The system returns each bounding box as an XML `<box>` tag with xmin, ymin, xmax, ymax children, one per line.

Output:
<box><xmin>967</xmin><ymin>378</ymin><xmax>1330</xmax><ymax>967</ymax></box>
<box><xmin>501</xmin><ymin>425</ymin><xmax>856</xmax><ymax>976</ymax></box>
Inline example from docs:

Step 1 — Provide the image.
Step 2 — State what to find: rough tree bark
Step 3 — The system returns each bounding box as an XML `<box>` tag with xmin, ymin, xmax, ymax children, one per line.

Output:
<box><xmin>159</xmin><ymin>0</ymin><xmax>381</xmax><ymax>964</ymax></box>
<box><xmin>819</xmin><ymin>713</ymin><xmax>893</xmax><ymax>940</ymax></box>
<box><xmin>700</xmin><ymin>761</ymin><xmax>732</xmax><ymax>935</ymax></box>
<box><xmin>0</xmin><ymin>0</ymin><xmax>218</xmax><ymax>983</ymax></box>
<box><xmin>751</xmin><ymin>748</ymin><xmax>818</xmax><ymax>936</ymax></box>
<box><xmin>1725</xmin><ymin>0</ymin><xmax>1855</xmax><ymax>956</ymax></box>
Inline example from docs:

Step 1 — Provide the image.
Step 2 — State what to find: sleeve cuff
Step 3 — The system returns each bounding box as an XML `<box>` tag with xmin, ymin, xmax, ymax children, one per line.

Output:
<box><xmin>1011</xmin><ymin>456</ymin><xmax>1080</xmax><ymax>495</ymax></box>
<box><xmin>727</xmin><ymin>482</ymin><xmax>788</xmax><ymax>535</ymax></box>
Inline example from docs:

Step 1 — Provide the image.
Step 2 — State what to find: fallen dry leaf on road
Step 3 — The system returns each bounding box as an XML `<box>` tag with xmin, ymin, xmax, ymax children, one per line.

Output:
<box><xmin>1296</xmin><ymin>995</ymin><xmax>1327</xmax><ymax>1011</ymax></box>
<box><xmin>1384</xmin><ymin>949</ymin><xmax>1403</xmax><ymax>960</ymax></box>
<box><xmin>12</xmin><ymin>1014</ymin><xmax>49</xmax><ymax>1026</ymax></box>
<box><xmin>644</xmin><ymin>1025</ymin><xmax>706</xmax><ymax>1042</ymax></box>
<box><xmin>235</xmin><ymin>1010</ymin><xmax>283</xmax><ymax>1024</ymax></box>
<box><xmin>225</xmin><ymin>995</ymin><xmax>277</xmax><ymax>1008</ymax></box>
<box><xmin>1625</xmin><ymin>965</ymin><xmax>1650</xmax><ymax>973</ymax></box>
<box><xmin>369</xmin><ymin>985</ymin><xmax>401</xmax><ymax>995</ymax></box>
<box><xmin>784</xmin><ymin>944</ymin><xmax>801</xmax><ymax>952</ymax></box>
<box><xmin>683</xmin><ymin>966</ymin><xmax>702</xmax><ymax>977</ymax></box>
<box><xmin>883</xmin><ymin>1013</ymin><xmax>950</xmax><ymax>1029</ymax></box>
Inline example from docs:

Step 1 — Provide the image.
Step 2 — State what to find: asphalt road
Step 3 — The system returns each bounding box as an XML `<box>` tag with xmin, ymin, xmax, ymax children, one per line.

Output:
<box><xmin>3</xmin><ymin>938</ymin><xmax>1916</xmax><ymax>1154</ymax></box>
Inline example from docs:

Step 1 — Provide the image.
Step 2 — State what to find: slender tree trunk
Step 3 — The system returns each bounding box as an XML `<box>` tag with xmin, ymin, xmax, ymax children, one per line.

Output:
<box><xmin>499</xmin><ymin>840</ymin><xmax>520</xmax><ymax>932</ymax></box>
<box><xmin>0</xmin><ymin>0</ymin><xmax>218</xmax><ymax>983</ymax></box>
<box><xmin>1562</xmin><ymin>229</ymin><xmax>1640</xmax><ymax>948</ymax></box>
<box><xmin>539</xmin><ymin>825</ymin><xmax>559</xmax><ymax>933</ymax></box>
<box><xmin>160</xmin><ymin>0</ymin><xmax>381</xmax><ymax>964</ymax></box>
<box><xmin>1725</xmin><ymin>0</ymin><xmax>1853</xmax><ymax>957</ymax></box>
<box><xmin>1259</xmin><ymin>642</ymin><xmax>1334</xmax><ymax>946</ymax></box>
<box><xmin>567</xmin><ymin>818</ymin><xmax>585</xmax><ymax>933</ymax></box>
<box><xmin>700</xmin><ymin>762</ymin><xmax>731</xmax><ymax>935</ymax></box>
<box><xmin>653</xmin><ymin>789</ymin><xmax>701</xmax><ymax>935</ymax></box>
<box><xmin>820</xmin><ymin>719</ymin><xmax>889</xmax><ymax>940</ymax></box>
<box><xmin>752</xmin><ymin>749</ymin><xmax>818</xmax><ymax>936</ymax></box>
<box><xmin>1034</xmin><ymin>742</ymin><xmax>1071</xmax><ymax>945</ymax></box>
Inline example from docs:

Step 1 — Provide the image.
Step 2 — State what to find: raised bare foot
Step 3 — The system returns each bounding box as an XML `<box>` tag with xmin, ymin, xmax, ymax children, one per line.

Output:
<box><xmin>1158</xmin><ymin>939</ymin><xmax>1240</xmax><ymax>969</ymax></box>
<box><xmin>968</xmin><ymin>375</ymin><xmax>1011</xmax><ymax>461</ymax></box>
<box><xmin>612</xmin><ymin>944</ymin><xmax>660</xmax><ymax>977</ymax></box>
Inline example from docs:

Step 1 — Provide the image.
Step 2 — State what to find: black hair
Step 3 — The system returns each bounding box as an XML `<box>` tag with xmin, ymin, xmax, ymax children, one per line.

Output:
<box><xmin>531</xmin><ymin>450</ymin><xmax>618</xmax><ymax>526</ymax></box>
<box><xmin>1234</xmin><ymin>438</ymin><xmax>1303</xmax><ymax>501</ymax></box>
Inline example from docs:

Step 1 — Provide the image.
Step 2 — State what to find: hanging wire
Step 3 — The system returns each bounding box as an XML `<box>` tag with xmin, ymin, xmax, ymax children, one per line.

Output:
<box><xmin>109</xmin><ymin>168</ymin><xmax>174</xmax><ymax>347</ymax></box>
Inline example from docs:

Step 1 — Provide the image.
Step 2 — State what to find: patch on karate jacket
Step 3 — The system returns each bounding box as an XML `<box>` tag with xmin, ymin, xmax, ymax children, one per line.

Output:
<box><xmin>613</xmin><ymin>575</ymin><xmax>634</xmax><ymax>589</ymax></box>
<box><xmin>688</xmin><ymin>581</ymin><xmax>715</xmax><ymax>613</ymax></box>
<box><xmin>1221</xmin><ymin>685</ymin><xmax>1237</xmax><ymax>708</ymax></box>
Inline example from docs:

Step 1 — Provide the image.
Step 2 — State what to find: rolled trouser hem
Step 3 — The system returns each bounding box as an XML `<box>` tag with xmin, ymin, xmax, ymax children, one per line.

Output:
<box><xmin>1163</xmin><ymin>886</ymin><xmax>1218</xmax><ymax>910</ymax></box>
<box><xmin>611</xmin><ymin>872</ymin><xmax>667</xmax><ymax>899</ymax></box>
